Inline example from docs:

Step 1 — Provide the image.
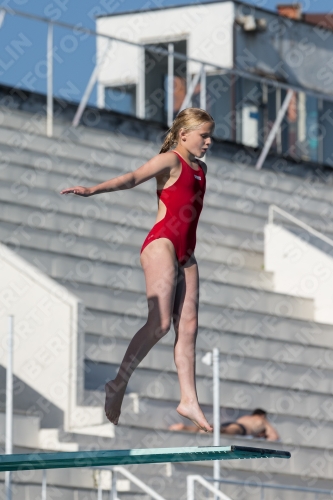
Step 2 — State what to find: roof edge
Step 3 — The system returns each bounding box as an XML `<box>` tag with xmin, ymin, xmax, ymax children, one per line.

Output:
<box><xmin>95</xmin><ymin>0</ymin><xmax>333</xmax><ymax>34</ymax></box>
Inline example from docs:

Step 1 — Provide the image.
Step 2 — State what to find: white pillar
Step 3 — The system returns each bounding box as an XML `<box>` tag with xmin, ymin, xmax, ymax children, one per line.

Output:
<box><xmin>5</xmin><ymin>315</ymin><xmax>14</xmax><ymax>500</ymax></box>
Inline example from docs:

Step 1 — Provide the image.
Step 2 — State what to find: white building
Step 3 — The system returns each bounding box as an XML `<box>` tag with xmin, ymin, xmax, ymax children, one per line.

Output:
<box><xmin>96</xmin><ymin>0</ymin><xmax>333</xmax><ymax>166</ymax></box>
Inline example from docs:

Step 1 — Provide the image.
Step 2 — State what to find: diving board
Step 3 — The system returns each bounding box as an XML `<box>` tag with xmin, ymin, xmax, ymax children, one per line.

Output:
<box><xmin>0</xmin><ymin>446</ymin><xmax>290</xmax><ymax>471</ymax></box>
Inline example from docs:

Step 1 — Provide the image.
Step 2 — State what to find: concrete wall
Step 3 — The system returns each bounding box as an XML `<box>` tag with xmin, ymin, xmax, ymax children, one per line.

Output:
<box><xmin>0</xmin><ymin>242</ymin><xmax>103</xmax><ymax>430</ymax></box>
<box><xmin>265</xmin><ymin>223</ymin><xmax>333</xmax><ymax>325</ymax></box>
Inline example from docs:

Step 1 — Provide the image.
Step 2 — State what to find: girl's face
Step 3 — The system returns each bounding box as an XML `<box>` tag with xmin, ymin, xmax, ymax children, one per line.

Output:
<box><xmin>179</xmin><ymin>122</ymin><xmax>214</xmax><ymax>157</ymax></box>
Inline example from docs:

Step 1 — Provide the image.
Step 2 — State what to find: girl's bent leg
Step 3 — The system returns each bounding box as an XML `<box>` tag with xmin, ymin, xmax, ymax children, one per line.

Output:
<box><xmin>105</xmin><ymin>238</ymin><xmax>178</xmax><ymax>424</ymax></box>
<box><xmin>172</xmin><ymin>256</ymin><xmax>213</xmax><ymax>432</ymax></box>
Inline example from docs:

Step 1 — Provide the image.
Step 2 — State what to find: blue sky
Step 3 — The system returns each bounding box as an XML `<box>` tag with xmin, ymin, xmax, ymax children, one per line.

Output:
<box><xmin>0</xmin><ymin>0</ymin><xmax>331</xmax><ymax>106</ymax></box>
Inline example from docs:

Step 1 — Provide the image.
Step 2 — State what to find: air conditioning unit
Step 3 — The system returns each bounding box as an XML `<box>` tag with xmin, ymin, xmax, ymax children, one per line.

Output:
<box><xmin>236</xmin><ymin>15</ymin><xmax>267</xmax><ymax>31</ymax></box>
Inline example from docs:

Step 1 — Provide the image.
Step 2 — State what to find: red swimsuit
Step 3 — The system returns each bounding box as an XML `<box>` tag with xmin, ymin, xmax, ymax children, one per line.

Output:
<box><xmin>140</xmin><ymin>150</ymin><xmax>206</xmax><ymax>266</ymax></box>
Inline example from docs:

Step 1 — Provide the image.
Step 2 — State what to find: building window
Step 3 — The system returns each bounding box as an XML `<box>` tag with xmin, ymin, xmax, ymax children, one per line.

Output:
<box><xmin>104</xmin><ymin>84</ymin><xmax>136</xmax><ymax>116</ymax></box>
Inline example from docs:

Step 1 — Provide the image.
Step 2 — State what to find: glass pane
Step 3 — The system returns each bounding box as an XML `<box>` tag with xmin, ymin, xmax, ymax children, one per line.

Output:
<box><xmin>104</xmin><ymin>85</ymin><xmax>136</xmax><ymax>116</ymax></box>
<box><xmin>145</xmin><ymin>39</ymin><xmax>187</xmax><ymax>124</ymax></box>
<box><xmin>266</xmin><ymin>85</ymin><xmax>278</xmax><ymax>152</ymax></box>
<box><xmin>306</xmin><ymin>95</ymin><xmax>319</xmax><ymax>162</ymax></box>
<box><xmin>296</xmin><ymin>93</ymin><xmax>318</xmax><ymax>162</ymax></box>
<box><xmin>235</xmin><ymin>77</ymin><xmax>263</xmax><ymax>147</ymax></box>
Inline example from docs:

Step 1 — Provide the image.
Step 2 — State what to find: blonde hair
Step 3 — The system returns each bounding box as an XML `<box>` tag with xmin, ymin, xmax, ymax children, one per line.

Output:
<box><xmin>159</xmin><ymin>107</ymin><xmax>215</xmax><ymax>154</ymax></box>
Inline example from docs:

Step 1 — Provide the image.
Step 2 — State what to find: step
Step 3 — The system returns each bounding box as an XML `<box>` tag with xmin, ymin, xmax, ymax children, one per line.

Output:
<box><xmin>61</xmin><ymin>275</ymin><xmax>313</xmax><ymax>321</ymax></box>
<box><xmin>206</xmin><ymin>173</ymin><xmax>333</xmax><ymax>221</ymax></box>
<box><xmin>0</xmin><ymin>412</ymin><xmax>39</xmax><ymax>449</ymax></box>
<box><xmin>10</xmin><ymin>244</ymin><xmax>274</xmax><ymax>292</ymax></box>
<box><xmin>0</xmin><ymin>154</ymin><xmax>271</xmax><ymax>253</ymax></box>
<box><xmin>0</xmin><ymin>221</ymin><xmax>265</xmax><ymax>282</ymax></box>
<box><xmin>3</xmin><ymin>150</ymin><xmax>329</xmax><ymax>237</ymax></box>
<box><xmin>0</xmin><ymin>171</ymin><xmax>267</xmax><ymax>265</ymax></box>
<box><xmin>83</xmin><ymin>306</ymin><xmax>333</xmax><ymax>351</ymax></box>
<box><xmin>0</xmin><ymin>147</ymin><xmax>331</xmax><ymax>239</ymax></box>
<box><xmin>2</xmin><ymin>108</ymin><xmax>333</xmax><ymax>211</ymax></box>
<box><xmin>2</xmin><ymin>152</ymin><xmax>332</xmax><ymax>242</ymax></box>
<box><xmin>84</xmin><ymin>335</ymin><xmax>333</xmax><ymax>397</ymax></box>
<box><xmin>0</xmin><ymin>151</ymin><xmax>333</xmax><ymax>258</ymax></box>
<box><xmin>79</xmin><ymin>391</ymin><xmax>333</xmax><ymax>449</ymax></box>
<box><xmin>10</xmin><ymin>245</ymin><xmax>301</xmax><ymax>319</ymax></box>
<box><xmin>86</xmin><ymin>319</ymin><xmax>333</xmax><ymax>372</ymax></box>
<box><xmin>38</xmin><ymin>429</ymin><xmax>79</xmax><ymax>452</ymax></box>
<box><xmin>84</xmin><ymin>365</ymin><xmax>333</xmax><ymax>423</ymax></box>
<box><xmin>0</xmin><ymin>187</ymin><xmax>266</xmax><ymax>256</ymax></box>
<box><xmin>0</xmin><ymin>125</ymin><xmax>138</xmax><ymax>171</ymax></box>
<box><xmin>2</xmin><ymin>105</ymin><xmax>333</xmax><ymax>207</ymax></box>
<box><xmin>206</xmin><ymin>156</ymin><xmax>333</xmax><ymax>203</ymax></box>
<box><xmin>0</xmin><ymin>105</ymin><xmax>157</xmax><ymax>160</ymax></box>
<box><xmin>2</xmin><ymin>105</ymin><xmax>333</xmax><ymax>209</ymax></box>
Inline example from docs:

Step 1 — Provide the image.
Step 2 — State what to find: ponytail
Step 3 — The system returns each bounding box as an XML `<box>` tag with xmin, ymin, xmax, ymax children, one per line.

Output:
<box><xmin>159</xmin><ymin>129</ymin><xmax>177</xmax><ymax>154</ymax></box>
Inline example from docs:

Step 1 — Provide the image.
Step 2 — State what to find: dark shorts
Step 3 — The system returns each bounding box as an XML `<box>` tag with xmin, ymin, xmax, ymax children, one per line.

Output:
<box><xmin>220</xmin><ymin>421</ymin><xmax>247</xmax><ymax>435</ymax></box>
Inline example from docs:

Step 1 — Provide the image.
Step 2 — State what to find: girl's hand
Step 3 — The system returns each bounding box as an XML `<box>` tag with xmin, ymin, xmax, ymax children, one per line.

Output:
<box><xmin>60</xmin><ymin>186</ymin><xmax>92</xmax><ymax>197</ymax></box>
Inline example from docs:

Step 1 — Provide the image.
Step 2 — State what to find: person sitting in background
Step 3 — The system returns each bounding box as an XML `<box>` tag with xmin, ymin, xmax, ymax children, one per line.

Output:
<box><xmin>169</xmin><ymin>408</ymin><xmax>279</xmax><ymax>441</ymax></box>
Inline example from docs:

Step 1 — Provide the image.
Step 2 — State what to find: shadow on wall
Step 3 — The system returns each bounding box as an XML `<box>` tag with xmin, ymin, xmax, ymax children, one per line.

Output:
<box><xmin>0</xmin><ymin>365</ymin><xmax>64</xmax><ymax>428</ymax></box>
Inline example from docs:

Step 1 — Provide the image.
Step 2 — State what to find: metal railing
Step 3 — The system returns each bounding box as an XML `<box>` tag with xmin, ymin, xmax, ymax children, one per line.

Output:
<box><xmin>1</xmin><ymin>6</ymin><xmax>333</xmax><ymax>168</ymax></box>
<box><xmin>199</xmin><ymin>475</ymin><xmax>333</xmax><ymax>500</ymax></box>
<box><xmin>39</xmin><ymin>465</ymin><xmax>167</xmax><ymax>500</ymax></box>
<box><xmin>268</xmin><ymin>204</ymin><xmax>333</xmax><ymax>248</ymax></box>
<box><xmin>187</xmin><ymin>475</ymin><xmax>232</xmax><ymax>500</ymax></box>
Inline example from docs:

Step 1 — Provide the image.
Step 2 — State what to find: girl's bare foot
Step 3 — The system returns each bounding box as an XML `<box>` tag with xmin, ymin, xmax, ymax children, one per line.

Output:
<box><xmin>176</xmin><ymin>401</ymin><xmax>213</xmax><ymax>433</ymax></box>
<box><xmin>104</xmin><ymin>380</ymin><xmax>126</xmax><ymax>425</ymax></box>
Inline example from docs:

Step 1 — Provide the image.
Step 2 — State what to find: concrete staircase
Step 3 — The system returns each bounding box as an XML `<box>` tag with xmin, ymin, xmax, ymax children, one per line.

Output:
<box><xmin>1</xmin><ymin>105</ymin><xmax>333</xmax><ymax>499</ymax></box>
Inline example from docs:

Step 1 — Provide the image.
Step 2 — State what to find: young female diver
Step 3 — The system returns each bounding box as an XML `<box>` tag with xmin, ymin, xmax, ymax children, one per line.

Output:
<box><xmin>61</xmin><ymin>107</ymin><xmax>215</xmax><ymax>432</ymax></box>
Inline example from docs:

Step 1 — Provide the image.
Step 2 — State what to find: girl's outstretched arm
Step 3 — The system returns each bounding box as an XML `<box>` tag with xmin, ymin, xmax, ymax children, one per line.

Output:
<box><xmin>60</xmin><ymin>152</ymin><xmax>177</xmax><ymax>196</ymax></box>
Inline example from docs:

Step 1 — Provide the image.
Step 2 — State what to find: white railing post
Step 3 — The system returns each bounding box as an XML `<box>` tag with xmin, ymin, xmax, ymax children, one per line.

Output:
<box><xmin>5</xmin><ymin>315</ymin><xmax>13</xmax><ymax>500</ymax></box>
<box><xmin>200</xmin><ymin>65</ymin><xmax>206</xmax><ymax>110</ymax></box>
<box><xmin>41</xmin><ymin>470</ymin><xmax>47</xmax><ymax>500</ymax></box>
<box><xmin>113</xmin><ymin>466</ymin><xmax>166</xmax><ymax>500</ymax></box>
<box><xmin>0</xmin><ymin>9</ymin><xmax>6</xmax><ymax>28</ymax></box>
<box><xmin>137</xmin><ymin>45</ymin><xmax>145</xmax><ymax>119</ymax></box>
<box><xmin>97</xmin><ymin>470</ymin><xmax>102</xmax><ymax>500</ymax></box>
<box><xmin>179</xmin><ymin>68</ymin><xmax>203</xmax><ymax>112</ymax></box>
<box><xmin>268</xmin><ymin>204</ymin><xmax>333</xmax><ymax>248</ymax></box>
<box><xmin>46</xmin><ymin>23</ymin><xmax>53</xmax><ymax>138</ymax></box>
<box><xmin>110</xmin><ymin>469</ymin><xmax>117</xmax><ymax>500</ymax></box>
<box><xmin>167</xmin><ymin>43</ymin><xmax>174</xmax><ymax>127</ymax></box>
<box><xmin>187</xmin><ymin>475</ymin><xmax>194</xmax><ymax>500</ymax></box>
<box><xmin>213</xmin><ymin>347</ymin><xmax>220</xmax><ymax>499</ymax></box>
<box><xmin>187</xmin><ymin>476</ymin><xmax>232</xmax><ymax>500</ymax></box>
<box><xmin>72</xmin><ymin>39</ymin><xmax>111</xmax><ymax>127</ymax></box>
